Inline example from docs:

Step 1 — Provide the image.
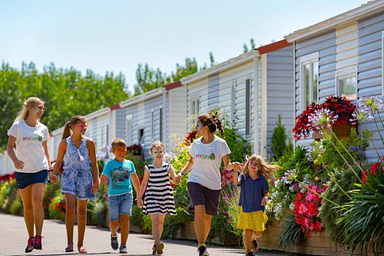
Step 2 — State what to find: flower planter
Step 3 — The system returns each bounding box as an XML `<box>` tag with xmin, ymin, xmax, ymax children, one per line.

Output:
<box><xmin>257</xmin><ymin>218</ymin><xmax>376</xmax><ymax>256</ymax></box>
<box><xmin>312</xmin><ymin>124</ymin><xmax>355</xmax><ymax>141</ymax></box>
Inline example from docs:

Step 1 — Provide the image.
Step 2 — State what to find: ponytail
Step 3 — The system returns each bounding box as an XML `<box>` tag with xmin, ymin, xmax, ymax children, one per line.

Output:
<box><xmin>197</xmin><ymin>113</ymin><xmax>225</xmax><ymax>138</ymax></box>
<box><xmin>61</xmin><ymin>122</ymin><xmax>72</xmax><ymax>140</ymax></box>
<box><xmin>61</xmin><ymin>115</ymin><xmax>87</xmax><ymax>140</ymax></box>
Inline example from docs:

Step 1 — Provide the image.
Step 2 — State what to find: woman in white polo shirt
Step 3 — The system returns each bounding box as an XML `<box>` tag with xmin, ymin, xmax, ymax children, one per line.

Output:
<box><xmin>177</xmin><ymin>114</ymin><xmax>235</xmax><ymax>256</ymax></box>
<box><xmin>7</xmin><ymin>97</ymin><xmax>54</xmax><ymax>253</ymax></box>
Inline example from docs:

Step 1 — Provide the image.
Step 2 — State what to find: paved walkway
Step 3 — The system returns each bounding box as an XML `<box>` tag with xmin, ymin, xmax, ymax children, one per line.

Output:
<box><xmin>0</xmin><ymin>213</ymin><xmax>288</xmax><ymax>256</ymax></box>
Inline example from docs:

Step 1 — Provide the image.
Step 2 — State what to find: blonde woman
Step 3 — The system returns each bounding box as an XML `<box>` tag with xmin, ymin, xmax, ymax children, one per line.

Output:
<box><xmin>7</xmin><ymin>97</ymin><xmax>53</xmax><ymax>253</ymax></box>
<box><xmin>232</xmin><ymin>155</ymin><xmax>279</xmax><ymax>256</ymax></box>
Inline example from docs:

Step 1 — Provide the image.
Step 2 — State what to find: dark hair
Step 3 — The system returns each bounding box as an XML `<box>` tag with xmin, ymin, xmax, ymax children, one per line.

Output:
<box><xmin>61</xmin><ymin>115</ymin><xmax>87</xmax><ymax>140</ymax></box>
<box><xmin>197</xmin><ymin>114</ymin><xmax>224</xmax><ymax>138</ymax></box>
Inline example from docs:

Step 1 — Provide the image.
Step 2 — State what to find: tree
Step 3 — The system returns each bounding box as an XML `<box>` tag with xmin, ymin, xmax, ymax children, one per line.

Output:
<box><xmin>133</xmin><ymin>57</ymin><xmax>204</xmax><ymax>96</ymax></box>
<box><xmin>270</xmin><ymin>114</ymin><xmax>288</xmax><ymax>161</ymax></box>
<box><xmin>0</xmin><ymin>62</ymin><xmax>130</xmax><ymax>151</ymax></box>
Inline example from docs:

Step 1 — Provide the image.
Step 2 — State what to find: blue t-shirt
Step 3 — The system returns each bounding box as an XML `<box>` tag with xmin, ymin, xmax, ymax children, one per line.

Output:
<box><xmin>102</xmin><ymin>159</ymin><xmax>136</xmax><ymax>196</ymax></box>
<box><xmin>238</xmin><ymin>174</ymin><xmax>269</xmax><ymax>212</ymax></box>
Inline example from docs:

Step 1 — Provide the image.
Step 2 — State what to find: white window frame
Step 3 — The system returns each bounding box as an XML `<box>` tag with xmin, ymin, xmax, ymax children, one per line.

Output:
<box><xmin>245</xmin><ymin>78</ymin><xmax>252</xmax><ymax>136</ymax></box>
<box><xmin>300</xmin><ymin>52</ymin><xmax>319</xmax><ymax>112</ymax></box>
<box><xmin>159</xmin><ymin>107</ymin><xmax>163</xmax><ymax>142</ymax></box>
<box><xmin>190</xmin><ymin>97</ymin><xmax>200</xmax><ymax>115</ymax></box>
<box><xmin>151</xmin><ymin>110</ymin><xmax>155</xmax><ymax>140</ymax></box>
<box><xmin>126</xmin><ymin>115</ymin><xmax>133</xmax><ymax>146</ymax></box>
<box><xmin>231</xmin><ymin>80</ymin><xmax>237</xmax><ymax>123</ymax></box>
<box><xmin>335</xmin><ymin>66</ymin><xmax>357</xmax><ymax>101</ymax></box>
<box><xmin>382</xmin><ymin>31</ymin><xmax>384</xmax><ymax>95</ymax></box>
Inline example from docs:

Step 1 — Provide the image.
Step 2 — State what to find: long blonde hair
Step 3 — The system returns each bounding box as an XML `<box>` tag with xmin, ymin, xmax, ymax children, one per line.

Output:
<box><xmin>62</xmin><ymin>115</ymin><xmax>87</xmax><ymax>140</ymax></box>
<box><xmin>14</xmin><ymin>97</ymin><xmax>44</xmax><ymax>123</ymax></box>
<box><xmin>242</xmin><ymin>155</ymin><xmax>279</xmax><ymax>180</ymax></box>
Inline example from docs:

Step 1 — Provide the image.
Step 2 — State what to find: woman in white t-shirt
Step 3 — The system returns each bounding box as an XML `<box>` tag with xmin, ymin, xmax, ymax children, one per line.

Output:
<box><xmin>176</xmin><ymin>114</ymin><xmax>236</xmax><ymax>256</ymax></box>
<box><xmin>7</xmin><ymin>97</ymin><xmax>54</xmax><ymax>253</ymax></box>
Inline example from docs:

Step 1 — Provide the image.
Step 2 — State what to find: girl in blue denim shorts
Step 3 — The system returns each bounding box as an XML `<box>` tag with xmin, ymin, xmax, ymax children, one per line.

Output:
<box><xmin>52</xmin><ymin>115</ymin><xmax>99</xmax><ymax>254</ymax></box>
<box><xmin>100</xmin><ymin>138</ymin><xmax>140</xmax><ymax>254</ymax></box>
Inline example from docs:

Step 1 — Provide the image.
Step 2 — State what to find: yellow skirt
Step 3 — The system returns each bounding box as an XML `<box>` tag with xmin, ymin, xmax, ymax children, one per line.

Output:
<box><xmin>237</xmin><ymin>207</ymin><xmax>268</xmax><ymax>232</ymax></box>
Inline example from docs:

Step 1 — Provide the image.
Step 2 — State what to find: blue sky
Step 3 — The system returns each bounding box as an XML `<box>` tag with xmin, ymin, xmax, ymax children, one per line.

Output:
<box><xmin>1</xmin><ymin>0</ymin><xmax>367</xmax><ymax>93</ymax></box>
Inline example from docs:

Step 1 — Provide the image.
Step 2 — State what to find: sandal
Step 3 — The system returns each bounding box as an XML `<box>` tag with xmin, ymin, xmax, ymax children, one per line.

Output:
<box><xmin>251</xmin><ymin>239</ymin><xmax>259</xmax><ymax>252</ymax></box>
<box><xmin>78</xmin><ymin>246</ymin><xmax>88</xmax><ymax>254</ymax></box>
<box><xmin>65</xmin><ymin>244</ymin><xmax>74</xmax><ymax>252</ymax></box>
<box><xmin>156</xmin><ymin>242</ymin><xmax>164</xmax><ymax>254</ymax></box>
<box><xmin>152</xmin><ymin>244</ymin><xmax>157</xmax><ymax>255</ymax></box>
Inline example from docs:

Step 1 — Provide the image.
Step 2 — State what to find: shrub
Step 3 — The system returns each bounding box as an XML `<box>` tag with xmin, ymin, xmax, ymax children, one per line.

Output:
<box><xmin>49</xmin><ymin>192</ymin><xmax>66</xmax><ymax>221</ymax></box>
<box><xmin>271</xmin><ymin>114</ymin><xmax>288</xmax><ymax>161</ymax></box>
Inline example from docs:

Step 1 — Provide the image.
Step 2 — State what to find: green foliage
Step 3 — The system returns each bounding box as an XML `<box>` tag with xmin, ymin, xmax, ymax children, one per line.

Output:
<box><xmin>278</xmin><ymin>214</ymin><xmax>306</xmax><ymax>248</ymax></box>
<box><xmin>270</xmin><ymin>114</ymin><xmax>289</xmax><ymax>161</ymax></box>
<box><xmin>43</xmin><ymin>182</ymin><xmax>61</xmax><ymax>218</ymax></box>
<box><xmin>126</xmin><ymin>153</ymin><xmax>146</xmax><ymax>178</ymax></box>
<box><xmin>318</xmin><ymin>128</ymin><xmax>371</xmax><ymax>169</ymax></box>
<box><xmin>0</xmin><ymin>62</ymin><xmax>129</xmax><ymax>151</ymax></box>
<box><xmin>134</xmin><ymin>58</ymin><xmax>203</xmax><ymax>96</ymax></box>
<box><xmin>48</xmin><ymin>192</ymin><xmax>66</xmax><ymax>221</ymax></box>
<box><xmin>0</xmin><ymin>179</ymin><xmax>18</xmax><ymax>213</ymax></box>
<box><xmin>93</xmin><ymin>200</ymin><xmax>108</xmax><ymax>227</ymax></box>
<box><xmin>319</xmin><ymin>167</ymin><xmax>362</xmax><ymax>244</ymax></box>
<box><xmin>337</xmin><ymin>170</ymin><xmax>384</xmax><ymax>254</ymax></box>
<box><xmin>10</xmin><ymin>195</ymin><xmax>23</xmax><ymax>216</ymax></box>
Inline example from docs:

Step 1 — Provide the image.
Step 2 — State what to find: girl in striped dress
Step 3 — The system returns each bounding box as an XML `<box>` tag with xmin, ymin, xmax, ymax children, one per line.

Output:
<box><xmin>137</xmin><ymin>141</ymin><xmax>178</xmax><ymax>255</ymax></box>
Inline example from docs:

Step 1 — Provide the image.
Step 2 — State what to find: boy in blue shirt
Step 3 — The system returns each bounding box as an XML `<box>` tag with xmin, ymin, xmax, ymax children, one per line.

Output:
<box><xmin>100</xmin><ymin>138</ymin><xmax>140</xmax><ymax>254</ymax></box>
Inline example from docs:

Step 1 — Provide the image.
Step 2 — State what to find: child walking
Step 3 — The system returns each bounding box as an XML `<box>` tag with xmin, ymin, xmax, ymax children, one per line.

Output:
<box><xmin>137</xmin><ymin>141</ymin><xmax>178</xmax><ymax>255</ymax></box>
<box><xmin>100</xmin><ymin>138</ymin><xmax>140</xmax><ymax>254</ymax></box>
<box><xmin>52</xmin><ymin>115</ymin><xmax>99</xmax><ymax>253</ymax></box>
<box><xmin>232</xmin><ymin>155</ymin><xmax>279</xmax><ymax>256</ymax></box>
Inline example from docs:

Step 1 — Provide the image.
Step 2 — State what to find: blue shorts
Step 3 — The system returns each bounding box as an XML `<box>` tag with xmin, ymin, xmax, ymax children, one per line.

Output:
<box><xmin>61</xmin><ymin>169</ymin><xmax>95</xmax><ymax>200</ymax></box>
<box><xmin>108</xmin><ymin>193</ymin><xmax>133</xmax><ymax>221</ymax></box>
<box><xmin>16</xmin><ymin>170</ymin><xmax>48</xmax><ymax>189</ymax></box>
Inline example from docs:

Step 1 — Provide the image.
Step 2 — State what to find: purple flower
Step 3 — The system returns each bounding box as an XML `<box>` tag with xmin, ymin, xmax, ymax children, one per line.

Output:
<box><xmin>308</xmin><ymin>108</ymin><xmax>338</xmax><ymax>131</ymax></box>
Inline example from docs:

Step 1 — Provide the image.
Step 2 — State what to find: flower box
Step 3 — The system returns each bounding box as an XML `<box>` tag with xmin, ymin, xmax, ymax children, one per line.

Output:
<box><xmin>312</xmin><ymin>123</ymin><xmax>355</xmax><ymax>141</ymax></box>
<box><xmin>257</xmin><ymin>219</ymin><xmax>368</xmax><ymax>256</ymax></box>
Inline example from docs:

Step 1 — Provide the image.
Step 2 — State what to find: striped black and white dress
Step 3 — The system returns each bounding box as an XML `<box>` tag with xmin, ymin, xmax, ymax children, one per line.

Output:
<box><xmin>143</xmin><ymin>163</ymin><xmax>177</xmax><ymax>215</ymax></box>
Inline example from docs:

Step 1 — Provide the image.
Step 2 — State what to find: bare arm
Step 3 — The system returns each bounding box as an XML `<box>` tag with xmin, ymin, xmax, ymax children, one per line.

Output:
<box><xmin>99</xmin><ymin>174</ymin><xmax>109</xmax><ymax>186</ymax></box>
<box><xmin>42</xmin><ymin>141</ymin><xmax>51</xmax><ymax>170</ymax></box>
<box><xmin>52</xmin><ymin>140</ymin><xmax>67</xmax><ymax>176</ymax></box>
<box><xmin>137</xmin><ymin>168</ymin><xmax>150</xmax><ymax>208</ymax></box>
<box><xmin>261</xmin><ymin>191</ymin><xmax>269</xmax><ymax>206</ymax></box>
<box><xmin>87</xmin><ymin>139</ymin><xmax>99</xmax><ymax>193</ymax></box>
<box><xmin>7</xmin><ymin>135</ymin><xmax>24</xmax><ymax>169</ymax></box>
<box><xmin>175</xmin><ymin>155</ymin><xmax>194</xmax><ymax>183</ymax></box>
<box><xmin>131</xmin><ymin>172</ymin><xmax>141</xmax><ymax>201</ymax></box>
<box><xmin>223</xmin><ymin>154</ymin><xmax>235</xmax><ymax>170</ymax></box>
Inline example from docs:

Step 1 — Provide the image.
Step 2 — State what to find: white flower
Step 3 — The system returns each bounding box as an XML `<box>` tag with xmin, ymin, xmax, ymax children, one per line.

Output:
<box><xmin>290</xmin><ymin>202</ymin><xmax>296</xmax><ymax>211</ymax></box>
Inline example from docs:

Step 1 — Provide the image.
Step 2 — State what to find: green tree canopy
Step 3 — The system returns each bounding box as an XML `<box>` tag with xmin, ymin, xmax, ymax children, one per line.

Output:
<box><xmin>0</xmin><ymin>62</ymin><xmax>130</xmax><ymax>151</ymax></box>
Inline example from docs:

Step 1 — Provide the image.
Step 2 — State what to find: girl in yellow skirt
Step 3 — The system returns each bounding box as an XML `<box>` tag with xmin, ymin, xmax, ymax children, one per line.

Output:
<box><xmin>232</xmin><ymin>155</ymin><xmax>279</xmax><ymax>256</ymax></box>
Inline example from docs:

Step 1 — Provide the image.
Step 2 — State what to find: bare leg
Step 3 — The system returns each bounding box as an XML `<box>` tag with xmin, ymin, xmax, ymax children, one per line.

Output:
<box><xmin>64</xmin><ymin>194</ymin><xmax>76</xmax><ymax>247</ymax></box>
<box><xmin>151</xmin><ymin>214</ymin><xmax>165</xmax><ymax>245</ymax></box>
<box><xmin>110</xmin><ymin>220</ymin><xmax>120</xmax><ymax>237</ymax></box>
<box><xmin>244</xmin><ymin>229</ymin><xmax>253</xmax><ymax>254</ymax></box>
<box><xmin>120</xmin><ymin>215</ymin><xmax>130</xmax><ymax>246</ymax></box>
<box><xmin>19</xmin><ymin>186</ymin><xmax>34</xmax><ymax>237</ymax></box>
<box><xmin>194</xmin><ymin>205</ymin><xmax>208</xmax><ymax>245</ymax></box>
<box><xmin>77</xmin><ymin>199</ymin><xmax>88</xmax><ymax>250</ymax></box>
<box><xmin>31</xmin><ymin>183</ymin><xmax>46</xmax><ymax>236</ymax></box>
<box><xmin>203</xmin><ymin>213</ymin><xmax>212</xmax><ymax>242</ymax></box>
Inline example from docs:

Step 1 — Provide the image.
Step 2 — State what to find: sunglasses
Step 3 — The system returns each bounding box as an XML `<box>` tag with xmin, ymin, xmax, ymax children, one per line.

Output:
<box><xmin>75</xmin><ymin>123</ymin><xmax>87</xmax><ymax>129</ymax></box>
<box><xmin>153</xmin><ymin>150</ymin><xmax>164</xmax><ymax>155</ymax></box>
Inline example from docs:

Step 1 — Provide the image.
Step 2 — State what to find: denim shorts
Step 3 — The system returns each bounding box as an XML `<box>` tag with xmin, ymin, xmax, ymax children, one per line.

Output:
<box><xmin>108</xmin><ymin>192</ymin><xmax>133</xmax><ymax>220</ymax></box>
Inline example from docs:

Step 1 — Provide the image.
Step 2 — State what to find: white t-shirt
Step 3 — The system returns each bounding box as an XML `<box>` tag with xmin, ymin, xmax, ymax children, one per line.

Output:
<box><xmin>8</xmin><ymin>120</ymin><xmax>50</xmax><ymax>173</ymax></box>
<box><xmin>188</xmin><ymin>135</ymin><xmax>231</xmax><ymax>190</ymax></box>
